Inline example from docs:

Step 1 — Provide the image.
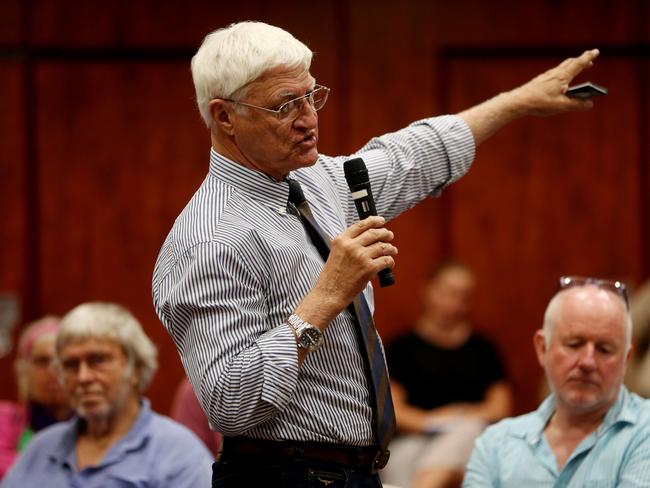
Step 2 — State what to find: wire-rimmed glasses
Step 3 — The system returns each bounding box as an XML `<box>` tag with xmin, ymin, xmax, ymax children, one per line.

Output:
<box><xmin>558</xmin><ymin>275</ymin><xmax>629</xmax><ymax>309</ymax></box>
<box><xmin>223</xmin><ymin>85</ymin><xmax>330</xmax><ymax>121</ymax></box>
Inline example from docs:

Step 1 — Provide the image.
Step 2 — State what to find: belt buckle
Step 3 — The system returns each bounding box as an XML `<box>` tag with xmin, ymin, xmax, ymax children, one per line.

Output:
<box><xmin>371</xmin><ymin>449</ymin><xmax>390</xmax><ymax>472</ymax></box>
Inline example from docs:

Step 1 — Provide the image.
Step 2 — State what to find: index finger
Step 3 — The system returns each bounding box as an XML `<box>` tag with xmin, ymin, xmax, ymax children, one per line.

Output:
<box><xmin>563</xmin><ymin>48</ymin><xmax>600</xmax><ymax>81</ymax></box>
<box><xmin>345</xmin><ymin>215</ymin><xmax>386</xmax><ymax>239</ymax></box>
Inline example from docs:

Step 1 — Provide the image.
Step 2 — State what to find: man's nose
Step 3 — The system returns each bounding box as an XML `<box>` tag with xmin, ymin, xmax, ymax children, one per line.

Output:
<box><xmin>77</xmin><ymin>360</ymin><xmax>95</xmax><ymax>382</ymax></box>
<box><xmin>578</xmin><ymin>344</ymin><xmax>597</xmax><ymax>370</ymax></box>
<box><xmin>293</xmin><ymin>98</ymin><xmax>317</xmax><ymax>127</ymax></box>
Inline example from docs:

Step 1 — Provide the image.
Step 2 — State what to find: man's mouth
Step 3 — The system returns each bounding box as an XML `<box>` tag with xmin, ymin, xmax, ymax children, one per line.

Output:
<box><xmin>567</xmin><ymin>376</ymin><xmax>600</xmax><ymax>387</ymax></box>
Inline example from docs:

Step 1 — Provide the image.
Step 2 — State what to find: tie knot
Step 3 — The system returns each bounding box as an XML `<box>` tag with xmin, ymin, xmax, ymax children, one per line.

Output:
<box><xmin>287</xmin><ymin>179</ymin><xmax>306</xmax><ymax>206</ymax></box>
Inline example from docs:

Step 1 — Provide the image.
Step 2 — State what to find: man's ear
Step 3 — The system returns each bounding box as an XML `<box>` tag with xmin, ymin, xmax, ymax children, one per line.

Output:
<box><xmin>533</xmin><ymin>329</ymin><xmax>547</xmax><ymax>368</ymax></box>
<box><xmin>128</xmin><ymin>362</ymin><xmax>141</xmax><ymax>390</ymax></box>
<box><xmin>625</xmin><ymin>341</ymin><xmax>634</xmax><ymax>365</ymax></box>
<box><xmin>209</xmin><ymin>99</ymin><xmax>236</xmax><ymax>135</ymax></box>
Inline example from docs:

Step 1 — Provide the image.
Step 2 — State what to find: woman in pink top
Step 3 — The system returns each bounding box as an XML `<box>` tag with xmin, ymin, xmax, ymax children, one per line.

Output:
<box><xmin>0</xmin><ymin>317</ymin><xmax>71</xmax><ymax>478</ymax></box>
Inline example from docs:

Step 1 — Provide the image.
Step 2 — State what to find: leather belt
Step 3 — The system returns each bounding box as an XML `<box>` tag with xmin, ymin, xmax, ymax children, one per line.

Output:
<box><xmin>221</xmin><ymin>436</ymin><xmax>390</xmax><ymax>473</ymax></box>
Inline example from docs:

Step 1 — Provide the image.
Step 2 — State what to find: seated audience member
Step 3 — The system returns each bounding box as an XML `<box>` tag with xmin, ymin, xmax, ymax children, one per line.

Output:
<box><xmin>383</xmin><ymin>261</ymin><xmax>513</xmax><ymax>488</ymax></box>
<box><xmin>464</xmin><ymin>276</ymin><xmax>650</xmax><ymax>487</ymax></box>
<box><xmin>170</xmin><ymin>376</ymin><xmax>222</xmax><ymax>455</ymax></box>
<box><xmin>625</xmin><ymin>278</ymin><xmax>650</xmax><ymax>397</ymax></box>
<box><xmin>2</xmin><ymin>302</ymin><xmax>212</xmax><ymax>487</ymax></box>
<box><xmin>0</xmin><ymin>317</ymin><xmax>70</xmax><ymax>479</ymax></box>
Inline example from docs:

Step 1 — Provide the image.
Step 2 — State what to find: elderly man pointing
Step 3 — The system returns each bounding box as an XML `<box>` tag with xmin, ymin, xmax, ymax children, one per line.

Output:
<box><xmin>152</xmin><ymin>21</ymin><xmax>601</xmax><ymax>487</ymax></box>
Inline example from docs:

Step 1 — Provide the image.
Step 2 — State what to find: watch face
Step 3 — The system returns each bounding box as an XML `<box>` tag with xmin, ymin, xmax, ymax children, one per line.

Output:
<box><xmin>299</xmin><ymin>327</ymin><xmax>323</xmax><ymax>350</ymax></box>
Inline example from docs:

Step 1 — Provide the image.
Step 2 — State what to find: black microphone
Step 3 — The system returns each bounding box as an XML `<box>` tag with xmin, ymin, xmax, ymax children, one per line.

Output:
<box><xmin>343</xmin><ymin>157</ymin><xmax>395</xmax><ymax>288</ymax></box>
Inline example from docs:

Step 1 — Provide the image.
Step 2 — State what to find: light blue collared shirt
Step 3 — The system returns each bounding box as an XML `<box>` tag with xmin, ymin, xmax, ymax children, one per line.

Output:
<box><xmin>463</xmin><ymin>386</ymin><xmax>650</xmax><ymax>487</ymax></box>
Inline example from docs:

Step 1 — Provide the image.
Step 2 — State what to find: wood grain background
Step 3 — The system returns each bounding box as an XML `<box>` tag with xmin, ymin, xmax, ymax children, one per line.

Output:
<box><xmin>1</xmin><ymin>0</ymin><xmax>648</xmax><ymax>414</ymax></box>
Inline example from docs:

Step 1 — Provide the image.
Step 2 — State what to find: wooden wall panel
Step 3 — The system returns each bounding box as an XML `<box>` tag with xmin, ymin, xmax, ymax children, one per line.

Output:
<box><xmin>34</xmin><ymin>61</ymin><xmax>207</xmax><ymax>412</ymax></box>
<box><xmin>28</xmin><ymin>0</ymin><xmax>265</xmax><ymax>47</ymax></box>
<box><xmin>429</xmin><ymin>0</ymin><xmax>644</xmax><ymax>45</ymax></box>
<box><xmin>0</xmin><ymin>62</ymin><xmax>27</xmax><ymax>399</ymax></box>
<box><xmin>0</xmin><ymin>0</ymin><xmax>22</xmax><ymax>44</ymax></box>
<box><xmin>443</xmin><ymin>56</ymin><xmax>644</xmax><ymax>411</ymax></box>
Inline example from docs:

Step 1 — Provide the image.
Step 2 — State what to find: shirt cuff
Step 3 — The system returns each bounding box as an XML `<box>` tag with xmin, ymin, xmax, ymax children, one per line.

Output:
<box><xmin>256</xmin><ymin>322</ymin><xmax>300</xmax><ymax>409</ymax></box>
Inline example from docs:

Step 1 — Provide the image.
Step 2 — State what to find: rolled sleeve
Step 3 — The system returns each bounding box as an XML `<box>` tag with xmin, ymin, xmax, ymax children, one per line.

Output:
<box><xmin>257</xmin><ymin>323</ymin><xmax>299</xmax><ymax>407</ymax></box>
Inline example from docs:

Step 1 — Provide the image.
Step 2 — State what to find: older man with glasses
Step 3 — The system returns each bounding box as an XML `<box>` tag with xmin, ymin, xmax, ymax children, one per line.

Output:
<box><xmin>464</xmin><ymin>276</ymin><xmax>650</xmax><ymax>487</ymax></box>
<box><xmin>152</xmin><ymin>20</ymin><xmax>602</xmax><ymax>487</ymax></box>
<box><xmin>2</xmin><ymin>302</ymin><xmax>213</xmax><ymax>488</ymax></box>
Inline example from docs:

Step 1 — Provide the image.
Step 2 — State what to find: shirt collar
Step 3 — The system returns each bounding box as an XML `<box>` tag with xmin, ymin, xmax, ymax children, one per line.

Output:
<box><xmin>47</xmin><ymin>398</ymin><xmax>153</xmax><ymax>469</ymax></box>
<box><xmin>517</xmin><ymin>394</ymin><xmax>557</xmax><ymax>444</ymax></box>
<box><xmin>511</xmin><ymin>386</ymin><xmax>637</xmax><ymax>444</ymax></box>
<box><xmin>208</xmin><ymin>148</ymin><xmax>292</xmax><ymax>211</ymax></box>
<box><xmin>597</xmin><ymin>386</ymin><xmax>636</xmax><ymax>434</ymax></box>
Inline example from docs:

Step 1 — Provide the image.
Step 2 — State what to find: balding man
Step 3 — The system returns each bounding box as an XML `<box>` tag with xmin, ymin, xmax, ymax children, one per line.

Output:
<box><xmin>464</xmin><ymin>276</ymin><xmax>650</xmax><ymax>487</ymax></box>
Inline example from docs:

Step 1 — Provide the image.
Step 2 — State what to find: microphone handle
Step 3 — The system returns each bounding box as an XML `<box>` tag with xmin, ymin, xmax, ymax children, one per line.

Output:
<box><xmin>351</xmin><ymin>188</ymin><xmax>395</xmax><ymax>288</ymax></box>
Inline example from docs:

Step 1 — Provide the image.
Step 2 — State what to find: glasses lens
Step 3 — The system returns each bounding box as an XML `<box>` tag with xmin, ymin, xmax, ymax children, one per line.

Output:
<box><xmin>276</xmin><ymin>86</ymin><xmax>330</xmax><ymax>119</ymax></box>
<box><xmin>311</xmin><ymin>87</ymin><xmax>329</xmax><ymax>111</ymax></box>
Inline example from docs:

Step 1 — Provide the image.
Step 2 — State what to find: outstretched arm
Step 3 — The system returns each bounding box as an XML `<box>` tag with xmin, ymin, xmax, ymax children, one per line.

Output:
<box><xmin>459</xmin><ymin>49</ymin><xmax>600</xmax><ymax>145</ymax></box>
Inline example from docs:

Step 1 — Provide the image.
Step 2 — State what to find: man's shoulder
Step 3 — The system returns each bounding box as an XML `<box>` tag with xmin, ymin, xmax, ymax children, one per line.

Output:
<box><xmin>166</xmin><ymin>176</ymin><xmax>261</xmax><ymax>255</ymax></box>
<box><xmin>147</xmin><ymin>411</ymin><xmax>213</xmax><ymax>455</ymax></box>
<box><xmin>624</xmin><ymin>390</ymin><xmax>650</xmax><ymax>428</ymax></box>
<box><xmin>7</xmin><ymin>418</ymin><xmax>74</xmax><ymax>471</ymax></box>
<box><xmin>25</xmin><ymin>419</ymin><xmax>73</xmax><ymax>446</ymax></box>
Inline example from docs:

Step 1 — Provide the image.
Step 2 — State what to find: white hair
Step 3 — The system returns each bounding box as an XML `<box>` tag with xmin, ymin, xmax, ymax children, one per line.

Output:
<box><xmin>191</xmin><ymin>21</ymin><xmax>313</xmax><ymax>127</ymax></box>
<box><xmin>56</xmin><ymin>302</ymin><xmax>158</xmax><ymax>393</ymax></box>
<box><xmin>542</xmin><ymin>286</ymin><xmax>632</xmax><ymax>352</ymax></box>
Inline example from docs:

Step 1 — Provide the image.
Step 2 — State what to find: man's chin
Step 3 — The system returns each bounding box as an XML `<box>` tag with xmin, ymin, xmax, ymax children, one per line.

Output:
<box><xmin>76</xmin><ymin>402</ymin><xmax>109</xmax><ymax>420</ymax></box>
<box><xmin>301</xmin><ymin>149</ymin><xmax>319</xmax><ymax>167</ymax></box>
<box><xmin>562</xmin><ymin>392</ymin><xmax>607</xmax><ymax>413</ymax></box>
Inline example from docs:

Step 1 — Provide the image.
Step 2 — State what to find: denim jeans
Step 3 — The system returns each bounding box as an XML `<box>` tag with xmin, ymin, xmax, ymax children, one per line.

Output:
<box><xmin>212</xmin><ymin>455</ymin><xmax>383</xmax><ymax>487</ymax></box>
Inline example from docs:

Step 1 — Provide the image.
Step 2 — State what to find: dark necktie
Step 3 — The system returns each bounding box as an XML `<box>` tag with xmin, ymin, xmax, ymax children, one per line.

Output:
<box><xmin>287</xmin><ymin>179</ymin><xmax>396</xmax><ymax>457</ymax></box>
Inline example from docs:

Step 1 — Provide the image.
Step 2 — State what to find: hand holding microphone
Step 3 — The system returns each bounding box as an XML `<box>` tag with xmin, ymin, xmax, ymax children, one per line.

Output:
<box><xmin>344</xmin><ymin>158</ymin><xmax>396</xmax><ymax>288</ymax></box>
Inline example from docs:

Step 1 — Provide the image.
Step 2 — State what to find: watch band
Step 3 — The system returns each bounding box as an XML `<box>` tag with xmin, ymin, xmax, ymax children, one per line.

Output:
<box><xmin>287</xmin><ymin>313</ymin><xmax>324</xmax><ymax>351</ymax></box>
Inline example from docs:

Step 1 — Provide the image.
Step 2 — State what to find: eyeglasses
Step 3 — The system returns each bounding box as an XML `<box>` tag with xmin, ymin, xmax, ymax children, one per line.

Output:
<box><xmin>558</xmin><ymin>275</ymin><xmax>629</xmax><ymax>309</ymax></box>
<box><xmin>224</xmin><ymin>85</ymin><xmax>330</xmax><ymax>120</ymax></box>
<box><xmin>59</xmin><ymin>352</ymin><xmax>118</xmax><ymax>377</ymax></box>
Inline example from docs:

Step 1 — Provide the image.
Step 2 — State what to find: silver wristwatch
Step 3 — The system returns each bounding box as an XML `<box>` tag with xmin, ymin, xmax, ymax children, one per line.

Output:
<box><xmin>287</xmin><ymin>314</ymin><xmax>324</xmax><ymax>352</ymax></box>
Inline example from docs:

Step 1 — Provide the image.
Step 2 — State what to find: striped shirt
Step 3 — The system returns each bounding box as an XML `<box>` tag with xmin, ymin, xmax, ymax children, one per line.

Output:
<box><xmin>463</xmin><ymin>387</ymin><xmax>650</xmax><ymax>487</ymax></box>
<box><xmin>152</xmin><ymin>115</ymin><xmax>475</xmax><ymax>445</ymax></box>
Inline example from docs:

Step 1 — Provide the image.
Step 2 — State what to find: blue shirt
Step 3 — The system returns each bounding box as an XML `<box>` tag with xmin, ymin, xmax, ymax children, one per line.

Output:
<box><xmin>463</xmin><ymin>386</ymin><xmax>650</xmax><ymax>487</ymax></box>
<box><xmin>152</xmin><ymin>115</ymin><xmax>475</xmax><ymax>444</ymax></box>
<box><xmin>1</xmin><ymin>399</ymin><xmax>213</xmax><ymax>488</ymax></box>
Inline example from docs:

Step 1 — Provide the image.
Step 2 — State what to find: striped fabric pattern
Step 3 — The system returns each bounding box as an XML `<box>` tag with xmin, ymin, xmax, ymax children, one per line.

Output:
<box><xmin>152</xmin><ymin>115</ymin><xmax>475</xmax><ymax>446</ymax></box>
<box><xmin>287</xmin><ymin>178</ymin><xmax>396</xmax><ymax>452</ymax></box>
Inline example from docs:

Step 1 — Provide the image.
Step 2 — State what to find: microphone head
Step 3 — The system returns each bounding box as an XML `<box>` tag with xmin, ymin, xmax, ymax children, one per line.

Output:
<box><xmin>343</xmin><ymin>157</ymin><xmax>369</xmax><ymax>190</ymax></box>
